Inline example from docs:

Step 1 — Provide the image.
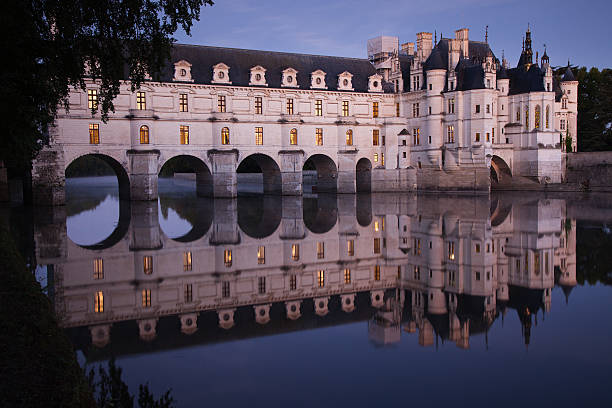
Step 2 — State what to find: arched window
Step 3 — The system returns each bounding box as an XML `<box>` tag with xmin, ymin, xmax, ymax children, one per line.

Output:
<box><xmin>290</xmin><ymin>128</ymin><xmax>298</xmax><ymax>145</ymax></box>
<box><xmin>524</xmin><ymin>105</ymin><xmax>529</xmax><ymax>129</ymax></box>
<box><xmin>535</xmin><ymin>105</ymin><xmax>541</xmax><ymax>129</ymax></box>
<box><xmin>139</xmin><ymin>125</ymin><xmax>149</xmax><ymax>144</ymax></box>
<box><xmin>346</xmin><ymin>129</ymin><xmax>353</xmax><ymax>146</ymax></box>
<box><xmin>545</xmin><ymin>106</ymin><xmax>550</xmax><ymax>129</ymax></box>
<box><xmin>221</xmin><ymin>127</ymin><xmax>230</xmax><ymax>145</ymax></box>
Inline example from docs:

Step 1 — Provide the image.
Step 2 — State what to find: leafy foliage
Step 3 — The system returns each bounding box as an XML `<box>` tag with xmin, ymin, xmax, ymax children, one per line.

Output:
<box><xmin>0</xmin><ymin>0</ymin><xmax>212</xmax><ymax>170</ymax></box>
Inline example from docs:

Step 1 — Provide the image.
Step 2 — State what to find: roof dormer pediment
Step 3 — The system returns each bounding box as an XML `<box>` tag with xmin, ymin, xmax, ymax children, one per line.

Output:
<box><xmin>250</xmin><ymin>65</ymin><xmax>267</xmax><ymax>86</ymax></box>
<box><xmin>282</xmin><ymin>67</ymin><xmax>298</xmax><ymax>87</ymax></box>
<box><xmin>173</xmin><ymin>60</ymin><xmax>193</xmax><ymax>82</ymax></box>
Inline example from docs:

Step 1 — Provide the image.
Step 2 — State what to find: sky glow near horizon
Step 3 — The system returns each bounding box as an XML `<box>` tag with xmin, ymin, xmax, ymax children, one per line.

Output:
<box><xmin>173</xmin><ymin>0</ymin><xmax>611</xmax><ymax>69</ymax></box>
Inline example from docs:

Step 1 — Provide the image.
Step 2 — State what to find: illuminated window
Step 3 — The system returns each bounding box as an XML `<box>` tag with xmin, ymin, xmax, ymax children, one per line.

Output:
<box><xmin>414</xmin><ymin>266</ymin><xmax>420</xmax><ymax>280</ymax></box>
<box><xmin>180</xmin><ymin>125</ymin><xmax>189</xmax><ymax>144</ymax></box>
<box><xmin>347</xmin><ymin>240</ymin><xmax>354</xmax><ymax>256</ymax></box>
<box><xmin>94</xmin><ymin>291</ymin><xmax>104</xmax><ymax>313</ymax></box>
<box><xmin>317</xmin><ymin>270</ymin><xmax>325</xmax><ymax>287</ymax></box>
<box><xmin>374</xmin><ymin>153</ymin><xmax>378</xmax><ymax>162</ymax></box>
<box><xmin>448</xmin><ymin>98</ymin><xmax>455</xmax><ymax>114</ymax></box>
<box><xmin>315</xmin><ymin>128</ymin><xmax>323</xmax><ymax>146</ymax></box>
<box><xmin>516</xmin><ymin>109</ymin><xmax>521</xmax><ymax>122</ymax></box>
<box><xmin>374</xmin><ymin>238</ymin><xmax>381</xmax><ymax>254</ymax></box>
<box><xmin>143</xmin><ymin>256</ymin><xmax>153</xmax><ymax>275</ymax></box>
<box><xmin>414</xmin><ymin>238</ymin><xmax>421</xmax><ymax>256</ymax></box>
<box><xmin>447</xmin><ymin>125</ymin><xmax>455</xmax><ymax>143</ymax></box>
<box><xmin>89</xmin><ymin>124</ymin><xmax>100</xmax><ymax>144</ymax></box>
<box><xmin>218</xmin><ymin>95</ymin><xmax>226</xmax><ymax>113</ymax></box>
<box><xmin>486</xmin><ymin>132</ymin><xmax>490</xmax><ymax>142</ymax></box>
<box><xmin>492</xmin><ymin>128</ymin><xmax>495</xmax><ymax>143</ymax></box>
<box><xmin>93</xmin><ymin>258</ymin><xmax>104</xmax><ymax>280</ymax></box>
<box><xmin>395</xmin><ymin>103</ymin><xmax>400</xmax><ymax>117</ymax></box>
<box><xmin>475</xmin><ymin>243</ymin><xmax>481</xmax><ymax>253</ymax></box>
<box><xmin>373</xmin><ymin>102</ymin><xmax>379</xmax><ymax>118</ymax></box>
<box><xmin>374</xmin><ymin>265</ymin><xmax>381</xmax><ymax>281</ymax></box>
<box><xmin>139</xmin><ymin>125</ymin><xmax>150</xmax><ymax>144</ymax></box>
<box><xmin>290</xmin><ymin>275</ymin><xmax>297</xmax><ymax>291</ymax></box>
<box><xmin>255</xmin><ymin>96</ymin><xmax>262</xmax><ymax>114</ymax></box>
<box><xmin>412</xmin><ymin>103</ymin><xmax>419</xmax><ymax>117</ymax></box>
<box><xmin>222</xmin><ymin>281</ymin><xmax>230</xmax><ymax>297</ymax></box>
<box><xmin>535</xmin><ymin>105</ymin><xmax>541</xmax><ymax>129</ymax></box>
<box><xmin>87</xmin><ymin>89</ymin><xmax>98</xmax><ymax>110</ymax></box>
<box><xmin>525</xmin><ymin>105</ymin><xmax>529</xmax><ymax>128</ymax></box>
<box><xmin>183</xmin><ymin>251</ymin><xmax>192</xmax><ymax>271</ymax></box>
<box><xmin>413</xmin><ymin>128</ymin><xmax>420</xmax><ymax>145</ymax></box>
<box><xmin>136</xmin><ymin>91</ymin><xmax>146</xmax><ymax>110</ymax></box>
<box><xmin>179</xmin><ymin>93</ymin><xmax>188</xmax><ymax>112</ymax></box>
<box><xmin>224</xmin><ymin>249</ymin><xmax>232</xmax><ymax>267</ymax></box>
<box><xmin>290</xmin><ymin>128</ymin><xmax>298</xmax><ymax>145</ymax></box>
<box><xmin>221</xmin><ymin>127</ymin><xmax>230</xmax><ymax>144</ymax></box>
<box><xmin>374</xmin><ymin>220</ymin><xmax>379</xmax><ymax>232</ymax></box>
<box><xmin>343</xmin><ymin>268</ymin><xmax>351</xmax><ymax>284</ymax></box>
<box><xmin>257</xmin><ymin>246</ymin><xmax>265</xmax><ymax>264</ymax></box>
<box><xmin>345</xmin><ymin>129</ymin><xmax>353</xmax><ymax>146</ymax></box>
<box><xmin>381</xmin><ymin>153</ymin><xmax>385</xmax><ymax>166</ymax></box>
<box><xmin>258</xmin><ymin>276</ymin><xmax>266</xmax><ymax>294</ymax></box>
<box><xmin>475</xmin><ymin>132</ymin><xmax>480</xmax><ymax>143</ymax></box>
<box><xmin>546</xmin><ymin>106</ymin><xmax>550</xmax><ymax>129</ymax></box>
<box><xmin>142</xmin><ymin>289</ymin><xmax>151</xmax><ymax>307</ymax></box>
<box><xmin>317</xmin><ymin>242</ymin><xmax>325</xmax><ymax>259</ymax></box>
<box><xmin>315</xmin><ymin>100</ymin><xmax>322</xmax><ymax>116</ymax></box>
<box><xmin>286</xmin><ymin>98</ymin><xmax>294</xmax><ymax>115</ymax></box>
<box><xmin>255</xmin><ymin>127</ymin><xmax>264</xmax><ymax>145</ymax></box>
<box><xmin>184</xmin><ymin>284</ymin><xmax>193</xmax><ymax>302</ymax></box>
<box><xmin>373</xmin><ymin>129</ymin><xmax>380</xmax><ymax>146</ymax></box>
<box><xmin>342</xmin><ymin>100</ymin><xmax>349</xmax><ymax>117</ymax></box>
<box><xmin>292</xmin><ymin>244</ymin><xmax>300</xmax><ymax>261</ymax></box>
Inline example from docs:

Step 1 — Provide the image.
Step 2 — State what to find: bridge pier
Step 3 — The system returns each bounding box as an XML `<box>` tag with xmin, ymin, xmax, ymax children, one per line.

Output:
<box><xmin>279</xmin><ymin>151</ymin><xmax>303</xmax><ymax>195</ymax></box>
<box><xmin>129</xmin><ymin>201</ymin><xmax>161</xmax><ymax>250</ymax></box>
<box><xmin>209</xmin><ymin>150</ymin><xmax>238</xmax><ymax>198</ymax></box>
<box><xmin>280</xmin><ymin>196</ymin><xmax>305</xmax><ymax>239</ymax></box>
<box><xmin>32</xmin><ymin>147</ymin><xmax>66</xmax><ymax>206</ymax></box>
<box><xmin>128</xmin><ymin>150</ymin><xmax>158</xmax><ymax>201</ymax></box>
<box><xmin>337</xmin><ymin>151</ymin><xmax>357</xmax><ymax>194</ymax></box>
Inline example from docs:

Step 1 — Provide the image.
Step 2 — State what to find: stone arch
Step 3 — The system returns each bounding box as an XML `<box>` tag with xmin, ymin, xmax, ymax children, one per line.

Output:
<box><xmin>356</xmin><ymin>157</ymin><xmax>372</xmax><ymax>193</ymax></box>
<box><xmin>158</xmin><ymin>154</ymin><xmax>212</xmax><ymax>197</ymax></box>
<box><xmin>303</xmin><ymin>154</ymin><xmax>338</xmax><ymax>193</ymax></box>
<box><xmin>65</xmin><ymin>153</ymin><xmax>131</xmax><ymax>201</ymax></box>
<box><xmin>490</xmin><ymin>197</ymin><xmax>512</xmax><ymax>227</ymax></box>
<box><xmin>158</xmin><ymin>195</ymin><xmax>214</xmax><ymax>243</ymax></box>
<box><xmin>236</xmin><ymin>153</ymin><xmax>282</xmax><ymax>195</ymax></box>
<box><xmin>68</xmin><ymin>200</ymin><xmax>131</xmax><ymax>250</ymax></box>
<box><xmin>237</xmin><ymin>195</ymin><xmax>282</xmax><ymax>238</ymax></box>
<box><xmin>490</xmin><ymin>155</ymin><xmax>512</xmax><ymax>185</ymax></box>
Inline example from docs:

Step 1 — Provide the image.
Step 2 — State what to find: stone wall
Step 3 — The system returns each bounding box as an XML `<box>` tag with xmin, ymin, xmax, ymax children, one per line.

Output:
<box><xmin>416</xmin><ymin>167</ymin><xmax>490</xmax><ymax>193</ymax></box>
<box><xmin>565</xmin><ymin>152</ymin><xmax>612</xmax><ymax>190</ymax></box>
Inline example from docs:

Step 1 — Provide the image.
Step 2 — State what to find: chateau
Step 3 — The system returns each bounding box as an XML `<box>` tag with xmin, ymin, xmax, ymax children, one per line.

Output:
<box><xmin>32</xmin><ymin>27</ymin><xmax>578</xmax><ymax>204</ymax></box>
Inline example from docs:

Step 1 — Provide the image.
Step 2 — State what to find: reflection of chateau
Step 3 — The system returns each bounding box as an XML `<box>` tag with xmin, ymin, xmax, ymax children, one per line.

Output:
<box><xmin>35</xmin><ymin>193</ymin><xmax>576</xmax><ymax>353</ymax></box>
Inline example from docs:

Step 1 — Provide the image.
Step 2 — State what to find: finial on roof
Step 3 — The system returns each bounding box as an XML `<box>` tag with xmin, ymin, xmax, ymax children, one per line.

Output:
<box><xmin>527</xmin><ymin>22</ymin><xmax>530</xmax><ymax>33</ymax></box>
<box><xmin>435</xmin><ymin>30</ymin><xmax>437</xmax><ymax>43</ymax></box>
<box><xmin>485</xmin><ymin>25</ymin><xmax>489</xmax><ymax>43</ymax></box>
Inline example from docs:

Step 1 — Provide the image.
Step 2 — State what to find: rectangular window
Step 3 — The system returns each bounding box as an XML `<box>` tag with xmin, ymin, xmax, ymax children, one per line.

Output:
<box><xmin>475</xmin><ymin>243</ymin><xmax>481</xmax><ymax>253</ymax></box>
<box><xmin>292</xmin><ymin>244</ymin><xmax>300</xmax><ymax>261</ymax></box>
<box><xmin>257</xmin><ymin>246</ymin><xmax>265</xmax><ymax>264</ymax></box>
<box><xmin>89</xmin><ymin>124</ymin><xmax>100</xmax><ymax>144</ymax></box>
<box><xmin>344</xmin><ymin>268</ymin><xmax>351</xmax><ymax>284</ymax></box>
<box><xmin>395</xmin><ymin>103</ymin><xmax>400</xmax><ymax>117</ymax></box>
<box><xmin>475</xmin><ymin>105</ymin><xmax>481</xmax><ymax>114</ymax></box>
<box><xmin>475</xmin><ymin>132</ymin><xmax>480</xmax><ymax>143</ymax></box>
<box><xmin>142</xmin><ymin>289</ymin><xmax>151</xmax><ymax>307</ymax></box>
<box><xmin>414</xmin><ymin>266</ymin><xmax>420</xmax><ymax>280</ymax></box>
<box><xmin>315</xmin><ymin>100</ymin><xmax>322</xmax><ymax>116</ymax></box>
<box><xmin>448</xmin><ymin>242</ymin><xmax>455</xmax><ymax>260</ymax></box>
<box><xmin>414</xmin><ymin>238</ymin><xmax>421</xmax><ymax>256</ymax></box>
<box><xmin>179</xmin><ymin>93</ymin><xmax>188</xmax><ymax>112</ymax></box>
<box><xmin>492</xmin><ymin>128</ymin><xmax>495</xmax><ymax>143</ymax></box>
<box><xmin>290</xmin><ymin>128</ymin><xmax>298</xmax><ymax>145</ymax></box>
<box><xmin>413</xmin><ymin>103</ymin><xmax>420</xmax><ymax>117</ymax></box>
<box><xmin>486</xmin><ymin>104</ymin><xmax>490</xmax><ymax>114</ymax></box>
<box><xmin>382</xmin><ymin>135</ymin><xmax>386</xmax><ymax>146</ymax></box>
<box><xmin>258</xmin><ymin>276</ymin><xmax>266</xmax><ymax>294</ymax></box>
<box><xmin>347</xmin><ymin>240</ymin><xmax>354</xmax><ymax>256</ymax></box>
<box><xmin>486</xmin><ymin>132</ymin><xmax>490</xmax><ymax>142</ymax></box>
<box><xmin>286</xmin><ymin>98</ymin><xmax>294</xmax><ymax>115</ymax></box>
<box><xmin>255</xmin><ymin>96</ymin><xmax>263</xmax><ymax>114</ymax></box>
<box><xmin>345</xmin><ymin>130</ymin><xmax>353</xmax><ymax>146</ymax></box>
<box><xmin>221</xmin><ymin>127</ymin><xmax>230</xmax><ymax>145</ymax></box>
<box><xmin>255</xmin><ymin>127</ymin><xmax>264</xmax><ymax>145</ymax></box>
<box><xmin>374</xmin><ymin>238</ymin><xmax>381</xmax><ymax>254</ymax></box>
<box><xmin>222</xmin><ymin>281</ymin><xmax>230</xmax><ymax>297</ymax></box>
<box><xmin>315</xmin><ymin>128</ymin><xmax>323</xmax><ymax>146</ymax></box>
<box><xmin>224</xmin><ymin>249</ymin><xmax>232</xmax><ymax>267</ymax></box>
<box><xmin>476</xmin><ymin>272</ymin><xmax>481</xmax><ymax>281</ymax></box>
<box><xmin>317</xmin><ymin>270</ymin><xmax>325</xmax><ymax>288</ymax></box>
<box><xmin>374</xmin><ymin>265</ymin><xmax>381</xmax><ymax>281</ymax></box>
<box><xmin>290</xmin><ymin>275</ymin><xmax>297</xmax><ymax>291</ymax></box>
<box><xmin>93</xmin><ymin>258</ymin><xmax>104</xmax><ymax>280</ymax></box>
<box><xmin>87</xmin><ymin>89</ymin><xmax>98</xmax><ymax>110</ymax></box>
<box><xmin>448</xmin><ymin>98</ymin><xmax>455</xmax><ymax>114</ymax></box>
<box><xmin>447</xmin><ymin>125</ymin><xmax>455</xmax><ymax>143</ymax></box>
<box><xmin>381</xmin><ymin>153</ymin><xmax>385</xmax><ymax>166</ymax></box>
<box><xmin>183</xmin><ymin>251</ymin><xmax>192</xmax><ymax>271</ymax></box>
<box><xmin>180</xmin><ymin>125</ymin><xmax>189</xmax><ymax>145</ymax></box>
<box><xmin>136</xmin><ymin>91</ymin><xmax>146</xmax><ymax>110</ymax></box>
<box><xmin>139</xmin><ymin>126</ymin><xmax>149</xmax><ymax>144</ymax></box>
<box><xmin>373</xmin><ymin>129</ymin><xmax>380</xmax><ymax>146</ymax></box>
<box><xmin>342</xmin><ymin>101</ymin><xmax>349</xmax><ymax>117</ymax></box>
<box><xmin>218</xmin><ymin>95</ymin><xmax>226</xmax><ymax>113</ymax></box>
<box><xmin>184</xmin><ymin>284</ymin><xmax>193</xmax><ymax>303</ymax></box>
<box><xmin>525</xmin><ymin>253</ymin><xmax>529</xmax><ymax>273</ymax></box>
<box><xmin>143</xmin><ymin>256</ymin><xmax>153</xmax><ymax>275</ymax></box>
<box><xmin>94</xmin><ymin>291</ymin><xmax>104</xmax><ymax>313</ymax></box>
<box><xmin>413</xmin><ymin>128</ymin><xmax>420</xmax><ymax>145</ymax></box>
<box><xmin>373</xmin><ymin>102</ymin><xmax>379</xmax><ymax>118</ymax></box>
<box><xmin>317</xmin><ymin>242</ymin><xmax>325</xmax><ymax>259</ymax></box>
<box><xmin>374</xmin><ymin>153</ymin><xmax>378</xmax><ymax>162</ymax></box>
<box><xmin>516</xmin><ymin>110</ymin><xmax>521</xmax><ymax>122</ymax></box>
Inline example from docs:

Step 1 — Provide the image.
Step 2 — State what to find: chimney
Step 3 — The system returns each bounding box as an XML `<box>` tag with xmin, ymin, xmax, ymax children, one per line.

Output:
<box><xmin>455</xmin><ymin>28</ymin><xmax>469</xmax><ymax>59</ymax></box>
<box><xmin>401</xmin><ymin>42</ymin><xmax>415</xmax><ymax>56</ymax></box>
<box><xmin>448</xmin><ymin>38</ymin><xmax>461</xmax><ymax>71</ymax></box>
<box><xmin>416</xmin><ymin>32</ymin><xmax>433</xmax><ymax>62</ymax></box>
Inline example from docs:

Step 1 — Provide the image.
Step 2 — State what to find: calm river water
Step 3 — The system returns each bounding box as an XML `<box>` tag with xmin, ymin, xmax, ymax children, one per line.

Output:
<box><xmin>8</xmin><ymin>176</ymin><xmax>612</xmax><ymax>407</ymax></box>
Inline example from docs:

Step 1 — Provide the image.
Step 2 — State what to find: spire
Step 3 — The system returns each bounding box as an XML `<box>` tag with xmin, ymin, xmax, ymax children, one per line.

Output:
<box><xmin>485</xmin><ymin>25</ymin><xmax>489</xmax><ymax>43</ymax></box>
<box><xmin>435</xmin><ymin>30</ymin><xmax>437</xmax><ymax>44</ymax></box>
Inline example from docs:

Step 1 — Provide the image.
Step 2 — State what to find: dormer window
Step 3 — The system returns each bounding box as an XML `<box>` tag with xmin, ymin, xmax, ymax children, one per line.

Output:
<box><xmin>368</xmin><ymin>74</ymin><xmax>383</xmax><ymax>92</ymax></box>
<box><xmin>173</xmin><ymin>60</ymin><xmax>193</xmax><ymax>82</ymax></box>
<box><xmin>250</xmin><ymin>65</ymin><xmax>267</xmax><ymax>86</ymax></box>
<box><xmin>311</xmin><ymin>70</ymin><xmax>327</xmax><ymax>89</ymax></box>
<box><xmin>212</xmin><ymin>63</ymin><xmax>231</xmax><ymax>84</ymax></box>
<box><xmin>338</xmin><ymin>71</ymin><xmax>353</xmax><ymax>91</ymax></box>
<box><xmin>282</xmin><ymin>68</ymin><xmax>299</xmax><ymax>87</ymax></box>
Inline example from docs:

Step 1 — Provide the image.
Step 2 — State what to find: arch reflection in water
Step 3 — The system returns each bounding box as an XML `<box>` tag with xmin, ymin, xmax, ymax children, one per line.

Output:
<box><xmin>36</xmin><ymin>193</ymin><xmax>577</xmax><ymax>353</ymax></box>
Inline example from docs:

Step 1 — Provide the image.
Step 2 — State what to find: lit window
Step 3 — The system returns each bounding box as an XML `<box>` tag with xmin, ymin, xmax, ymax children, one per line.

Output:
<box><xmin>222</xmin><ymin>281</ymin><xmax>230</xmax><ymax>297</ymax></box>
<box><xmin>315</xmin><ymin>128</ymin><xmax>323</xmax><ymax>146</ymax></box>
<box><xmin>89</xmin><ymin>124</ymin><xmax>100</xmax><ymax>144</ymax></box>
<box><xmin>136</xmin><ymin>91</ymin><xmax>146</xmax><ymax>110</ymax></box>
<box><xmin>224</xmin><ymin>249</ymin><xmax>232</xmax><ymax>267</ymax></box>
<box><xmin>142</xmin><ymin>289</ymin><xmax>151</xmax><ymax>307</ymax></box>
<box><xmin>373</xmin><ymin>102</ymin><xmax>379</xmax><ymax>118</ymax></box>
<box><xmin>180</xmin><ymin>125</ymin><xmax>189</xmax><ymax>144</ymax></box>
<box><xmin>317</xmin><ymin>270</ymin><xmax>325</xmax><ymax>287</ymax></box>
<box><xmin>93</xmin><ymin>258</ymin><xmax>104</xmax><ymax>280</ymax></box>
<box><xmin>374</xmin><ymin>265</ymin><xmax>381</xmax><ymax>281</ymax></box>
<box><xmin>414</xmin><ymin>238</ymin><xmax>421</xmax><ymax>255</ymax></box>
<box><xmin>221</xmin><ymin>127</ymin><xmax>230</xmax><ymax>145</ymax></box>
<box><xmin>255</xmin><ymin>127</ymin><xmax>263</xmax><ymax>145</ymax></box>
<box><xmin>346</xmin><ymin>129</ymin><xmax>353</xmax><ymax>146</ymax></box>
<box><xmin>342</xmin><ymin>101</ymin><xmax>349</xmax><ymax>117</ymax></box>
<box><xmin>317</xmin><ymin>242</ymin><xmax>325</xmax><ymax>259</ymax></box>
<box><xmin>286</xmin><ymin>98</ymin><xmax>294</xmax><ymax>115</ymax></box>
<box><xmin>139</xmin><ymin>125</ymin><xmax>150</xmax><ymax>144</ymax></box>
<box><xmin>87</xmin><ymin>89</ymin><xmax>98</xmax><ymax>110</ymax></box>
<box><xmin>414</xmin><ymin>266</ymin><xmax>420</xmax><ymax>280</ymax></box>
<box><xmin>516</xmin><ymin>110</ymin><xmax>521</xmax><ymax>122</ymax></box>
<box><xmin>290</xmin><ymin>275</ymin><xmax>297</xmax><ymax>291</ymax></box>
<box><xmin>475</xmin><ymin>132</ymin><xmax>481</xmax><ymax>142</ymax></box>
<box><xmin>258</xmin><ymin>276</ymin><xmax>266</xmax><ymax>294</ymax></box>
<box><xmin>344</xmin><ymin>268</ymin><xmax>351</xmax><ymax>284</ymax></box>
<box><xmin>290</xmin><ymin>128</ymin><xmax>298</xmax><ymax>145</ymax></box>
<box><xmin>257</xmin><ymin>246</ymin><xmax>265</xmax><ymax>264</ymax></box>
<box><xmin>374</xmin><ymin>153</ymin><xmax>378</xmax><ymax>162</ymax></box>
<box><xmin>373</xmin><ymin>129</ymin><xmax>379</xmax><ymax>146</ymax></box>
<box><xmin>413</xmin><ymin>128</ymin><xmax>420</xmax><ymax>145</ymax></box>
<box><xmin>315</xmin><ymin>100</ymin><xmax>322</xmax><ymax>116</ymax></box>
<box><xmin>292</xmin><ymin>244</ymin><xmax>300</xmax><ymax>261</ymax></box>
<box><xmin>143</xmin><ymin>256</ymin><xmax>153</xmax><ymax>275</ymax></box>
<box><xmin>347</xmin><ymin>240</ymin><xmax>354</xmax><ymax>256</ymax></box>
<box><xmin>546</xmin><ymin>106</ymin><xmax>550</xmax><ymax>129</ymax></box>
<box><xmin>218</xmin><ymin>95</ymin><xmax>226</xmax><ymax>113</ymax></box>
<box><xmin>447</xmin><ymin>125</ymin><xmax>455</xmax><ymax>143</ymax></box>
<box><xmin>486</xmin><ymin>132</ymin><xmax>490</xmax><ymax>142</ymax></box>
<box><xmin>525</xmin><ymin>105</ymin><xmax>529</xmax><ymax>128</ymax></box>
<box><xmin>475</xmin><ymin>243</ymin><xmax>481</xmax><ymax>253</ymax></box>
<box><xmin>184</xmin><ymin>284</ymin><xmax>193</xmax><ymax>303</ymax></box>
<box><xmin>492</xmin><ymin>128</ymin><xmax>495</xmax><ymax>143</ymax></box>
<box><xmin>94</xmin><ymin>291</ymin><xmax>104</xmax><ymax>313</ymax></box>
<box><xmin>183</xmin><ymin>251</ymin><xmax>192</xmax><ymax>271</ymax></box>
<box><xmin>255</xmin><ymin>96</ymin><xmax>262</xmax><ymax>114</ymax></box>
<box><xmin>395</xmin><ymin>103</ymin><xmax>400</xmax><ymax>117</ymax></box>
<box><xmin>374</xmin><ymin>220</ymin><xmax>379</xmax><ymax>231</ymax></box>
<box><xmin>374</xmin><ymin>238</ymin><xmax>381</xmax><ymax>254</ymax></box>
<box><xmin>535</xmin><ymin>105</ymin><xmax>541</xmax><ymax>129</ymax></box>
<box><xmin>179</xmin><ymin>93</ymin><xmax>188</xmax><ymax>112</ymax></box>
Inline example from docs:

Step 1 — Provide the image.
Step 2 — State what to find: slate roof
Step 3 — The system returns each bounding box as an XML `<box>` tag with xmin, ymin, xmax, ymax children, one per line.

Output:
<box><xmin>160</xmin><ymin>44</ymin><xmax>387</xmax><ymax>93</ymax></box>
<box><xmin>507</xmin><ymin>63</ymin><xmax>546</xmax><ymax>95</ymax></box>
<box><xmin>561</xmin><ymin>66</ymin><xmax>576</xmax><ymax>82</ymax></box>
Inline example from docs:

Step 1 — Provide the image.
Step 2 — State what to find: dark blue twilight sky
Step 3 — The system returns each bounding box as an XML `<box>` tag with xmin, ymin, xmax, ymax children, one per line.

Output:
<box><xmin>174</xmin><ymin>0</ymin><xmax>611</xmax><ymax>69</ymax></box>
